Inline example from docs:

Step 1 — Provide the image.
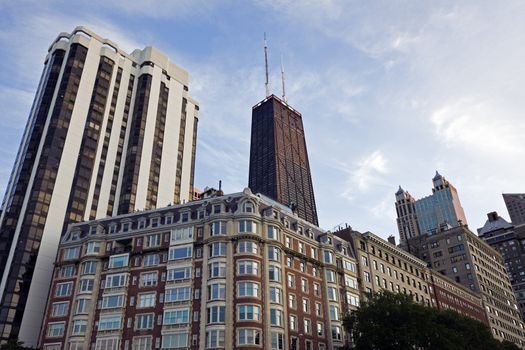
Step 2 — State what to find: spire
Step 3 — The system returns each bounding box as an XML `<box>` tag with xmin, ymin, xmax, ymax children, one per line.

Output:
<box><xmin>264</xmin><ymin>33</ymin><xmax>269</xmax><ymax>97</ymax></box>
<box><xmin>280</xmin><ymin>55</ymin><xmax>286</xmax><ymax>102</ymax></box>
<box><xmin>396</xmin><ymin>185</ymin><xmax>404</xmax><ymax>195</ymax></box>
<box><xmin>433</xmin><ymin>170</ymin><xmax>442</xmax><ymax>181</ymax></box>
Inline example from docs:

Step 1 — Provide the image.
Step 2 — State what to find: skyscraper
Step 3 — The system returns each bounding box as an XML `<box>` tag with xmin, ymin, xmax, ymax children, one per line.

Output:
<box><xmin>503</xmin><ymin>193</ymin><xmax>525</xmax><ymax>225</ymax></box>
<box><xmin>249</xmin><ymin>95</ymin><xmax>318</xmax><ymax>226</ymax></box>
<box><xmin>0</xmin><ymin>27</ymin><xmax>199</xmax><ymax>346</ymax></box>
<box><xmin>396</xmin><ymin>172</ymin><xmax>467</xmax><ymax>244</ymax></box>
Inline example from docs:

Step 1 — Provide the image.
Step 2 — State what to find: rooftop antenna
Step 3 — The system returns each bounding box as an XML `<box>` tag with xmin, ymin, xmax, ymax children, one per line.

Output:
<box><xmin>264</xmin><ymin>33</ymin><xmax>270</xmax><ymax>97</ymax></box>
<box><xmin>280</xmin><ymin>54</ymin><xmax>287</xmax><ymax>102</ymax></box>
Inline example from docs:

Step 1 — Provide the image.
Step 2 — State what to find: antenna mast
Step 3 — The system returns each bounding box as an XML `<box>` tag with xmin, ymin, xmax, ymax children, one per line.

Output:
<box><xmin>280</xmin><ymin>55</ymin><xmax>286</xmax><ymax>102</ymax></box>
<box><xmin>264</xmin><ymin>33</ymin><xmax>269</xmax><ymax>97</ymax></box>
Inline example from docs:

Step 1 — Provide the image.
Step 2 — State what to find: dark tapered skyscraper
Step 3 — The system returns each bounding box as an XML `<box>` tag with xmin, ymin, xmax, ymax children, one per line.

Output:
<box><xmin>249</xmin><ymin>95</ymin><xmax>318</xmax><ymax>225</ymax></box>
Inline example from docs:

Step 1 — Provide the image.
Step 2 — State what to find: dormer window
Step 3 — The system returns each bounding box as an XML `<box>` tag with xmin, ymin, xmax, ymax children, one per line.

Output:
<box><xmin>138</xmin><ymin>220</ymin><xmax>146</xmax><ymax>229</ymax></box>
<box><xmin>181</xmin><ymin>212</ymin><xmax>189</xmax><ymax>223</ymax></box>
<box><xmin>213</xmin><ymin>204</ymin><xmax>222</xmax><ymax>214</ymax></box>
<box><xmin>198</xmin><ymin>210</ymin><xmax>205</xmax><ymax>219</ymax></box>
<box><xmin>298</xmin><ymin>226</ymin><xmax>304</xmax><ymax>235</ymax></box>
<box><xmin>243</xmin><ymin>202</ymin><xmax>254</xmax><ymax>213</ymax></box>
<box><xmin>109</xmin><ymin>224</ymin><xmax>117</xmax><ymax>234</ymax></box>
<box><xmin>165</xmin><ymin>216</ymin><xmax>173</xmax><ymax>225</ymax></box>
<box><xmin>121</xmin><ymin>222</ymin><xmax>130</xmax><ymax>232</ymax></box>
<box><xmin>150</xmin><ymin>218</ymin><xmax>159</xmax><ymax>228</ymax></box>
<box><xmin>89</xmin><ymin>226</ymin><xmax>97</xmax><ymax>235</ymax></box>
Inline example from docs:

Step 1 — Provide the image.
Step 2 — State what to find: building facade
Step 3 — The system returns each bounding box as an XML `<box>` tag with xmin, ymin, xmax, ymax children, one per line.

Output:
<box><xmin>248</xmin><ymin>95</ymin><xmax>318</xmax><ymax>226</ymax></box>
<box><xmin>478</xmin><ymin>212</ymin><xmax>525</xmax><ymax>321</ymax></box>
<box><xmin>0</xmin><ymin>27</ymin><xmax>199</xmax><ymax>345</ymax></box>
<box><xmin>504</xmin><ymin>194</ymin><xmax>525</xmax><ymax>226</ymax></box>
<box><xmin>395</xmin><ymin>172</ymin><xmax>468</xmax><ymax>244</ymax></box>
<box><xmin>405</xmin><ymin>225</ymin><xmax>525</xmax><ymax>345</ymax></box>
<box><xmin>40</xmin><ymin>189</ymin><xmax>359</xmax><ymax>350</ymax></box>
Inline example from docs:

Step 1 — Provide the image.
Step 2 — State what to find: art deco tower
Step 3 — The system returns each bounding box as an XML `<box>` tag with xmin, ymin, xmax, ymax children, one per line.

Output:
<box><xmin>0</xmin><ymin>27</ymin><xmax>199</xmax><ymax>346</ymax></box>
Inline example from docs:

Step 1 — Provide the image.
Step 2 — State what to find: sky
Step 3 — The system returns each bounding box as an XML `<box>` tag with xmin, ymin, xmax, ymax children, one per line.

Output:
<box><xmin>0</xmin><ymin>0</ymin><xmax>524</xmax><ymax>240</ymax></box>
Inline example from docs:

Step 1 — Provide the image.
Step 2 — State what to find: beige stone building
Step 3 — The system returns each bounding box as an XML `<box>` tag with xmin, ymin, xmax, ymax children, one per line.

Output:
<box><xmin>406</xmin><ymin>224</ymin><xmax>525</xmax><ymax>346</ymax></box>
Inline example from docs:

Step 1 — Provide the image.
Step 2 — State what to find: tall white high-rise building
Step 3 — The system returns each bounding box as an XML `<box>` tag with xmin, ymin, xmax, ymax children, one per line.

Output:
<box><xmin>0</xmin><ymin>27</ymin><xmax>200</xmax><ymax>346</ymax></box>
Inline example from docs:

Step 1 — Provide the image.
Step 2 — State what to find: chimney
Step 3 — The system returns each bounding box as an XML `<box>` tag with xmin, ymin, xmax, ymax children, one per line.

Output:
<box><xmin>387</xmin><ymin>235</ymin><xmax>396</xmax><ymax>245</ymax></box>
<box><xmin>487</xmin><ymin>212</ymin><xmax>499</xmax><ymax>222</ymax></box>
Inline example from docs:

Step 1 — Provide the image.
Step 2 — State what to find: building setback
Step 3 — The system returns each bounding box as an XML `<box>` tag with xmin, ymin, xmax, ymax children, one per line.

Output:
<box><xmin>395</xmin><ymin>172</ymin><xmax>467</xmax><ymax>245</ymax></box>
<box><xmin>478</xmin><ymin>212</ymin><xmax>525</xmax><ymax>321</ymax></box>
<box><xmin>0</xmin><ymin>27</ymin><xmax>199</xmax><ymax>346</ymax></box>
<box><xmin>40</xmin><ymin>189</ymin><xmax>359</xmax><ymax>350</ymax></box>
<box><xmin>249</xmin><ymin>95</ymin><xmax>318</xmax><ymax>226</ymax></box>
<box><xmin>404</xmin><ymin>225</ymin><xmax>525</xmax><ymax>345</ymax></box>
<box><xmin>503</xmin><ymin>194</ymin><xmax>525</xmax><ymax>226</ymax></box>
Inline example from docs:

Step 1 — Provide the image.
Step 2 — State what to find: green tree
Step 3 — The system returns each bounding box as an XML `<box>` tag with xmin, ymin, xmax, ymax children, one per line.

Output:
<box><xmin>343</xmin><ymin>291</ymin><xmax>517</xmax><ymax>350</ymax></box>
<box><xmin>0</xmin><ymin>340</ymin><xmax>33</xmax><ymax>350</ymax></box>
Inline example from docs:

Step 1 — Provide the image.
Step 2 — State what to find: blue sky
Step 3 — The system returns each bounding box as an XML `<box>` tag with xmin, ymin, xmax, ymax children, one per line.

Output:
<box><xmin>1</xmin><ymin>0</ymin><xmax>524</xmax><ymax>240</ymax></box>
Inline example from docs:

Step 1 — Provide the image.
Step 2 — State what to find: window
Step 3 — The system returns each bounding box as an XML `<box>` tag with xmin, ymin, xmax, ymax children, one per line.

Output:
<box><xmin>238</xmin><ymin>305</ymin><xmax>260</xmax><ymax>321</ymax></box>
<box><xmin>138</xmin><ymin>293</ymin><xmax>156</xmax><ymax>308</ymax></box>
<box><xmin>75</xmin><ymin>298</ymin><xmax>90</xmax><ymax>314</ymax></box>
<box><xmin>206</xmin><ymin>330</ymin><xmax>225</xmax><ymax>348</ymax></box>
<box><xmin>314</xmin><ymin>283</ymin><xmax>321</xmax><ymax>296</ymax></box>
<box><xmin>86</xmin><ymin>241</ymin><xmax>101</xmax><ymax>254</ymax></box>
<box><xmin>145</xmin><ymin>234</ymin><xmax>160</xmax><ymax>248</ymax></box>
<box><xmin>99</xmin><ymin>316</ymin><xmax>121</xmax><ymax>331</ymax></box>
<box><xmin>169</xmin><ymin>245</ymin><xmax>192</xmax><ymax>260</ymax></box>
<box><xmin>136</xmin><ymin>314</ymin><xmax>154</xmax><ymax>330</ymax></box>
<box><xmin>324</xmin><ymin>251</ymin><xmax>334</xmax><ymax>264</ymax></box>
<box><xmin>105</xmin><ymin>273</ymin><xmax>128</xmax><ymax>288</ymax></box>
<box><xmin>181</xmin><ymin>212</ymin><xmax>189</xmax><ymax>223</ymax></box>
<box><xmin>332</xmin><ymin>325</ymin><xmax>342</xmax><ymax>340</ymax></box>
<box><xmin>79</xmin><ymin>278</ymin><xmax>94</xmax><ymax>293</ymax></box>
<box><xmin>165</xmin><ymin>215</ymin><xmax>174</xmax><ymax>225</ymax></box>
<box><xmin>238</xmin><ymin>282</ymin><xmax>260</xmax><ymax>298</ymax></box>
<box><xmin>343</xmin><ymin>260</ymin><xmax>356</xmax><ymax>272</ymax></box>
<box><xmin>243</xmin><ymin>202</ymin><xmax>254</xmax><ymax>213</ymax></box>
<box><xmin>299</xmin><ymin>242</ymin><xmax>304</xmax><ymax>254</ymax></box>
<box><xmin>239</xmin><ymin>220</ymin><xmax>256</xmax><ymax>233</ymax></box>
<box><xmin>213</xmin><ymin>204</ymin><xmax>222</xmax><ymax>214</ymax></box>
<box><xmin>150</xmin><ymin>217</ymin><xmax>159</xmax><ymax>227</ymax></box>
<box><xmin>63</xmin><ymin>247</ymin><xmax>80</xmax><ymax>260</ymax></box>
<box><xmin>95</xmin><ymin>337</ymin><xmax>120</xmax><ymax>350</ymax></box>
<box><xmin>208</xmin><ymin>283</ymin><xmax>226</xmax><ymax>300</ymax></box>
<box><xmin>267</xmin><ymin>226</ymin><xmax>280</xmax><ymax>240</ymax></box>
<box><xmin>347</xmin><ymin>292</ymin><xmax>360</xmax><ymax>306</ymax></box>
<box><xmin>47</xmin><ymin>322</ymin><xmax>65</xmax><ymax>337</ymax></box>
<box><xmin>330</xmin><ymin>305</ymin><xmax>340</xmax><ymax>321</ymax></box>
<box><xmin>55</xmin><ymin>282</ymin><xmax>73</xmax><ymax>297</ymax></box>
<box><xmin>285</xmin><ymin>237</ymin><xmax>291</xmax><ymax>248</ymax></box>
<box><xmin>238</xmin><ymin>240</ymin><xmax>258</xmax><ymax>254</ymax></box>
<box><xmin>303</xmin><ymin>319</ymin><xmax>311</xmax><ymax>334</ymax></box>
<box><xmin>51</xmin><ymin>302</ymin><xmax>69</xmax><ymax>317</ymax></box>
<box><xmin>209</xmin><ymin>262</ymin><xmax>227</xmax><ymax>278</ymax></box>
<box><xmin>60</xmin><ymin>265</ymin><xmax>75</xmax><ymax>278</ymax></box>
<box><xmin>269</xmin><ymin>287</ymin><xmax>282</xmax><ymax>304</ymax></box>
<box><xmin>163</xmin><ymin>309</ymin><xmax>189</xmax><ymax>324</ymax></box>
<box><xmin>167</xmin><ymin>266</ymin><xmax>191</xmax><ymax>281</ymax></box>
<box><xmin>325</xmin><ymin>270</ymin><xmax>336</xmax><ymax>283</ymax></box>
<box><xmin>302</xmin><ymin>298</ymin><xmax>310</xmax><ymax>313</ymax></box>
<box><xmin>133</xmin><ymin>336</ymin><xmax>152</xmax><ymax>350</ymax></box>
<box><xmin>238</xmin><ymin>329</ymin><xmax>261</xmax><ymax>345</ymax></box>
<box><xmin>317</xmin><ymin>322</ymin><xmax>324</xmax><ymax>336</ymax></box>
<box><xmin>270</xmin><ymin>308</ymin><xmax>283</xmax><ymax>326</ymax></box>
<box><xmin>207</xmin><ymin>305</ymin><xmax>226</xmax><ymax>323</ymax></box>
<box><xmin>161</xmin><ymin>333</ymin><xmax>188</xmax><ymax>348</ymax></box>
<box><xmin>211</xmin><ymin>221</ymin><xmax>227</xmax><ymax>236</ymax></box>
<box><xmin>327</xmin><ymin>287</ymin><xmax>337</xmax><ymax>301</ymax></box>
<box><xmin>345</xmin><ymin>275</ymin><xmax>358</xmax><ymax>289</ymax></box>
<box><xmin>315</xmin><ymin>302</ymin><xmax>322</xmax><ymax>316</ymax></box>
<box><xmin>300</xmin><ymin>262</ymin><xmax>306</xmax><ymax>272</ymax></box>
<box><xmin>268</xmin><ymin>266</ymin><xmax>281</xmax><ymax>282</ymax></box>
<box><xmin>290</xmin><ymin>315</ymin><xmax>298</xmax><ymax>330</ymax></box>
<box><xmin>289</xmin><ymin>294</ymin><xmax>297</xmax><ymax>309</ymax></box>
<box><xmin>268</xmin><ymin>246</ymin><xmax>281</xmax><ymax>261</ymax></box>
<box><xmin>287</xmin><ymin>274</ymin><xmax>296</xmax><ymax>288</ymax></box>
<box><xmin>140</xmin><ymin>272</ymin><xmax>158</xmax><ymax>287</ymax></box>
<box><xmin>109</xmin><ymin>254</ymin><xmax>129</xmax><ymax>268</ymax></box>
<box><xmin>72</xmin><ymin>320</ymin><xmax>87</xmax><ymax>335</ymax></box>
<box><xmin>301</xmin><ymin>279</ymin><xmax>308</xmax><ymax>293</ymax></box>
<box><xmin>166</xmin><ymin>286</ymin><xmax>191</xmax><ymax>302</ymax></box>
<box><xmin>271</xmin><ymin>332</ymin><xmax>284</xmax><ymax>350</ymax></box>
<box><xmin>238</xmin><ymin>260</ymin><xmax>259</xmax><ymax>275</ymax></box>
<box><xmin>82</xmin><ymin>261</ymin><xmax>97</xmax><ymax>275</ymax></box>
<box><xmin>209</xmin><ymin>242</ymin><xmax>227</xmax><ymax>257</ymax></box>
<box><xmin>171</xmin><ymin>227</ymin><xmax>194</xmax><ymax>242</ymax></box>
<box><xmin>143</xmin><ymin>254</ymin><xmax>159</xmax><ymax>267</ymax></box>
<box><xmin>102</xmin><ymin>294</ymin><xmax>124</xmax><ymax>309</ymax></box>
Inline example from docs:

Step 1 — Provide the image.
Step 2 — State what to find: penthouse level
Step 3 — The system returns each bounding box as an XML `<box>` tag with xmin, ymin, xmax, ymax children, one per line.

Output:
<box><xmin>40</xmin><ymin>188</ymin><xmax>360</xmax><ymax>350</ymax></box>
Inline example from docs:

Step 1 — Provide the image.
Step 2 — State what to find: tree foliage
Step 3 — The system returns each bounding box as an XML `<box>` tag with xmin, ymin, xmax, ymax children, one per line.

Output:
<box><xmin>343</xmin><ymin>291</ymin><xmax>520</xmax><ymax>350</ymax></box>
<box><xmin>0</xmin><ymin>340</ymin><xmax>34</xmax><ymax>350</ymax></box>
